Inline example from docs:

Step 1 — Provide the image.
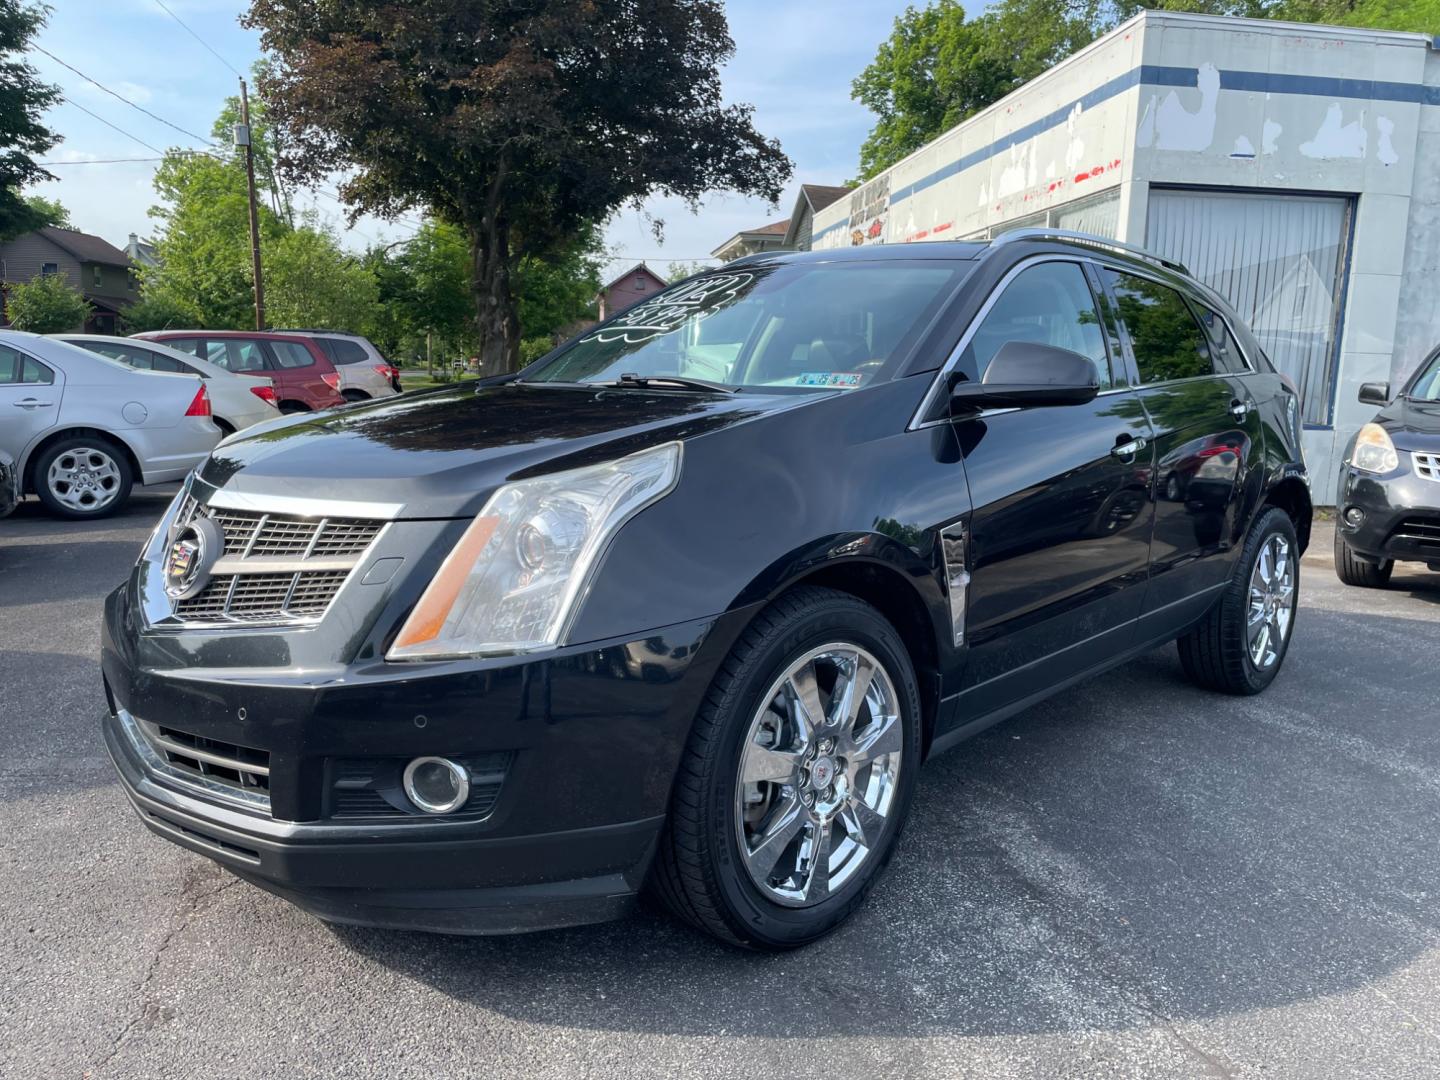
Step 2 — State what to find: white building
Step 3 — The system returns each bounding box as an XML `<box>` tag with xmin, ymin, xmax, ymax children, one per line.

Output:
<box><xmin>809</xmin><ymin>11</ymin><xmax>1440</xmax><ymax>502</ymax></box>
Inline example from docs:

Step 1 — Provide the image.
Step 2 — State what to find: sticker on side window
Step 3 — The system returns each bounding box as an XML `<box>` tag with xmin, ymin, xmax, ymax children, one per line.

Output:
<box><xmin>797</xmin><ymin>372</ymin><xmax>863</xmax><ymax>388</ymax></box>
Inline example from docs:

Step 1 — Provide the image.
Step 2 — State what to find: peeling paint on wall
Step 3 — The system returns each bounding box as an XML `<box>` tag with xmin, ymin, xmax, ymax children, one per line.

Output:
<box><xmin>1263</xmin><ymin>119</ymin><xmax>1282</xmax><ymax>154</ymax></box>
<box><xmin>1376</xmin><ymin>116</ymin><xmax>1399</xmax><ymax>166</ymax></box>
<box><xmin>1064</xmin><ymin>103</ymin><xmax>1086</xmax><ymax>170</ymax></box>
<box><xmin>1300</xmin><ymin>103</ymin><xmax>1367</xmax><ymax>160</ymax></box>
<box><xmin>1232</xmin><ymin>135</ymin><xmax>1256</xmax><ymax>159</ymax></box>
<box><xmin>1145</xmin><ymin>62</ymin><xmax>1220</xmax><ymax>152</ymax></box>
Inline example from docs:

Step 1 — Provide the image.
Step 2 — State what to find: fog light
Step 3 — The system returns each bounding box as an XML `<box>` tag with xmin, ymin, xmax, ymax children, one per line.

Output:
<box><xmin>402</xmin><ymin>756</ymin><xmax>470</xmax><ymax>814</ymax></box>
<box><xmin>1343</xmin><ymin>506</ymin><xmax>1366</xmax><ymax>527</ymax></box>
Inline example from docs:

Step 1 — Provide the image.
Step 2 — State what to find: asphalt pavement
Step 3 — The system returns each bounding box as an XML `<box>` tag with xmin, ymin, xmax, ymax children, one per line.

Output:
<box><xmin>2</xmin><ymin>487</ymin><xmax>1439</xmax><ymax>1079</ymax></box>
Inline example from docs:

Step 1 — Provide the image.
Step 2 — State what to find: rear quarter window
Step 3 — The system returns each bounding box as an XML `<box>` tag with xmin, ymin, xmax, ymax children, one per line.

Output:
<box><xmin>326</xmin><ymin>338</ymin><xmax>369</xmax><ymax>364</ymax></box>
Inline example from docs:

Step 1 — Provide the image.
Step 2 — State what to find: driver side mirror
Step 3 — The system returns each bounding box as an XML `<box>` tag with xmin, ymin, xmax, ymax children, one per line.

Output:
<box><xmin>1358</xmin><ymin>381</ymin><xmax>1389</xmax><ymax>406</ymax></box>
<box><xmin>951</xmin><ymin>341</ymin><xmax>1100</xmax><ymax>411</ymax></box>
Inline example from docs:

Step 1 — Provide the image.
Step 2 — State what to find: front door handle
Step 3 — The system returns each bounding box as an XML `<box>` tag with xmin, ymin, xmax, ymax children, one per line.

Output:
<box><xmin>1111</xmin><ymin>436</ymin><xmax>1148</xmax><ymax>458</ymax></box>
<box><xmin>12</xmin><ymin>398</ymin><xmax>53</xmax><ymax>409</ymax></box>
<box><xmin>1230</xmin><ymin>398</ymin><xmax>1251</xmax><ymax>420</ymax></box>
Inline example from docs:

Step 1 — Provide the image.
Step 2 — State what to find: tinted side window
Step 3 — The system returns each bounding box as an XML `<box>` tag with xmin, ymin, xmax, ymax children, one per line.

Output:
<box><xmin>329</xmin><ymin>338</ymin><xmax>369</xmax><ymax>364</ymax></box>
<box><xmin>270</xmin><ymin>340</ymin><xmax>316</xmax><ymax>368</ymax></box>
<box><xmin>0</xmin><ymin>345</ymin><xmax>54</xmax><ymax>384</ymax></box>
<box><xmin>148</xmin><ymin>351</ymin><xmax>192</xmax><ymax>374</ymax></box>
<box><xmin>1103</xmin><ymin>270</ymin><xmax>1213</xmax><ymax>384</ymax></box>
<box><xmin>962</xmin><ymin>261</ymin><xmax>1111</xmax><ymax>388</ymax></box>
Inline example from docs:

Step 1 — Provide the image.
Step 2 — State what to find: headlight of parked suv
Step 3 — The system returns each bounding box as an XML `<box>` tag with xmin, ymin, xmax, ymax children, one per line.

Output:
<box><xmin>1351</xmin><ymin>423</ymin><xmax>1399</xmax><ymax>474</ymax></box>
<box><xmin>388</xmin><ymin>442</ymin><xmax>682</xmax><ymax>660</ymax></box>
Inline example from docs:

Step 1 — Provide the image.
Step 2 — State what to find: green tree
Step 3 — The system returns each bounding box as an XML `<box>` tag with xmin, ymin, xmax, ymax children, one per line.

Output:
<box><xmin>22</xmin><ymin>192</ymin><xmax>68</xmax><ymax>228</ymax></box>
<box><xmin>666</xmin><ymin>260</ymin><xmax>711</xmax><ymax>282</ymax></box>
<box><xmin>5</xmin><ymin>272</ymin><xmax>90</xmax><ymax>332</ymax></box>
<box><xmin>0</xmin><ymin>1</ymin><xmax>61</xmax><ymax>240</ymax></box>
<box><xmin>513</xmin><ymin>222</ymin><xmax>606</xmax><ymax>340</ymax></box>
<box><xmin>244</xmin><ymin>0</ymin><xmax>793</xmax><ymax>376</ymax></box>
<box><xmin>265</xmin><ymin>219</ymin><xmax>378</xmax><ymax>330</ymax></box>
<box><xmin>119</xmin><ymin>289</ymin><xmax>193</xmax><ymax>333</ymax></box>
<box><xmin>143</xmin><ymin>149</ymin><xmax>284</xmax><ymax>328</ymax></box>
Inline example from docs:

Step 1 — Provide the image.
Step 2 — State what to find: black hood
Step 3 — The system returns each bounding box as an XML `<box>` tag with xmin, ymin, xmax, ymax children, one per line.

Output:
<box><xmin>1377</xmin><ymin>396</ymin><xmax>1440</xmax><ymax>452</ymax></box>
<box><xmin>196</xmin><ymin>383</ymin><xmax>797</xmax><ymax>518</ymax></box>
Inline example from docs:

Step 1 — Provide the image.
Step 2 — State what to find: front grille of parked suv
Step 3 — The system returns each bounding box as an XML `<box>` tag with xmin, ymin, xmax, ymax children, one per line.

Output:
<box><xmin>167</xmin><ymin>494</ymin><xmax>384</xmax><ymax>627</ymax></box>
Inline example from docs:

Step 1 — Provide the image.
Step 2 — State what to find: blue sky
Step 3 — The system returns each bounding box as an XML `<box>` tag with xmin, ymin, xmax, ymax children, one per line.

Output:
<box><xmin>29</xmin><ymin>0</ymin><xmax>907</xmax><ymax>276</ymax></box>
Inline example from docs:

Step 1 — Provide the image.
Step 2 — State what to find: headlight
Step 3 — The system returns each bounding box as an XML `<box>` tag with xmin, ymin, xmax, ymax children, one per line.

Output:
<box><xmin>1351</xmin><ymin>423</ymin><xmax>1399</xmax><ymax>474</ymax></box>
<box><xmin>388</xmin><ymin>442</ymin><xmax>682</xmax><ymax>660</ymax></box>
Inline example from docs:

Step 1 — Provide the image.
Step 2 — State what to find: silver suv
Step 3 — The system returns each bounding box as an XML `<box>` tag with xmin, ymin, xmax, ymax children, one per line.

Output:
<box><xmin>273</xmin><ymin>331</ymin><xmax>400</xmax><ymax>400</ymax></box>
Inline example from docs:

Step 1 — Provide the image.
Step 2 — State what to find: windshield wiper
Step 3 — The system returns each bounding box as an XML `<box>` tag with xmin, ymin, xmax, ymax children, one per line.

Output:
<box><xmin>605</xmin><ymin>372</ymin><xmax>740</xmax><ymax>394</ymax></box>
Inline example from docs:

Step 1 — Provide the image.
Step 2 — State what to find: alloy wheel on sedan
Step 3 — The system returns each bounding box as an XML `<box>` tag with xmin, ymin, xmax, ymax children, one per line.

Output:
<box><xmin>47</xmin><ymin>446</ymin><xmax>123</xmax><ymax>513</ymax></box>
<box><xmin>735</xmin><ymin>643</ymin><xmax>904</xmax><ymax>907</ymax></box>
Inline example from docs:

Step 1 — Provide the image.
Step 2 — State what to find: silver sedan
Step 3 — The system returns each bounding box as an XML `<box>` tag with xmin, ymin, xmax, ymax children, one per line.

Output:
<box><xmin>0</xmin><ymin>331</ymin><xmax>220</xmax><ymax>519</ymax></box>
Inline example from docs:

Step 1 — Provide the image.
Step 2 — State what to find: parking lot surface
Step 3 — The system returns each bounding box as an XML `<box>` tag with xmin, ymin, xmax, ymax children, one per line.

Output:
<box><xmin>2</xmin><ymin>489</ymin><xmax>1439</xmax><ymax>1079</ymax></box>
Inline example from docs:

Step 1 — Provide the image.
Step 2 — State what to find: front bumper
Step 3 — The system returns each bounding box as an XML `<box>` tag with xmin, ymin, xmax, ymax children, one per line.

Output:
<box><xmin>1335</xmin><ymin>456</ymin><xmax>1440</xmax><ymax>565</ymax></box>
<box><xmin>101</xmin><ymin>581</ymin><xmax>745</xmax><ymax>934</ymax></box>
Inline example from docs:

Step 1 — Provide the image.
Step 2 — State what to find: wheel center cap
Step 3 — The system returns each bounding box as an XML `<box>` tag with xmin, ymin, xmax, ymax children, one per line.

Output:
<box><xmin>810</xmin><ymin>756</ymin><xmax>836</xmax><ymax>790</ymax></box>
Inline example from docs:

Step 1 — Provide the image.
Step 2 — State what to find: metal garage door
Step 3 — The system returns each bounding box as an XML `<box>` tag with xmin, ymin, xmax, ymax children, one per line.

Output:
<box><xmin>1146</xmin><ymin>188</ymin><xmax>1352</xmax><ymax>424</ymax></box>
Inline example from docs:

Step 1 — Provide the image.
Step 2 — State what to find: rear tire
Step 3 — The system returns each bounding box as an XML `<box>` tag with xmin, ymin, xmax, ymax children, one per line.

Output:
<box><xmin>650</xmin><ymin>586</ymin><xmax>922</xmax><ymax>950</ymax></box>
<box><xmin>32</xmin><ymin>436</ymin><xmax>133</xmax><ymax>520</ymax></box>
<box><xmin>1333</xmin><ymin>528</ymin><xmax>1393</xmax><ymax>588</ymax></box>
<box><xmin>341</xmin><ymin>389</ymin><xmax>370</xmax><ymax>402</ymax></box>
<box><xmin>1178</xmin><ymin>507</ymin><xmax>1298</xmax><ymax>696</ymax></box>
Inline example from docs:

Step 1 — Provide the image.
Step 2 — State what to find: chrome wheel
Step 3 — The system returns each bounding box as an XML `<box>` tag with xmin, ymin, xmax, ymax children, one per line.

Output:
<box><xmin>1248</xmin><ymin>534</ymin><xmax>1295</xmax><ymax>669</ymax></box>
<box><xmin>47</xmin><ymin>446</ymin><xmax>122</xmax><ymax>513</ymax></box>
<box><xmin>734</xmin><ymin>643</ymin><xmax>903</xmax><ymax>908</ymax></box>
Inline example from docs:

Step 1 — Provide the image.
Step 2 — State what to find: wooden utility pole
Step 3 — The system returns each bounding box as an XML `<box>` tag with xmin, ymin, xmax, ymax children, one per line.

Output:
<box><xmin>237</xmin><ymin>79</ymin><xmax>265</xmax><ymax>330</ymax></box>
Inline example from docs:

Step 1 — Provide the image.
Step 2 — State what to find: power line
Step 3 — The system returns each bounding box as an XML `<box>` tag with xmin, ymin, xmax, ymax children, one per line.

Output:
<box><xmin>152</xmin><ymin>0</ymin><xmax>244</xmax><ymax>78</ymax></box>
<box><xmin>59</xmin><ymin>97</ymin><xmax>166</xmax><ymax>155</ymax></box>
<box><xmin>34</xmin><ymin>45</ymin><xmax>221</xmax><ymax>150</ymax></box>
<box><xmin>37</xmin><ymin>157</ymin><xmax>166</xmax><ymax>165</ymax></box>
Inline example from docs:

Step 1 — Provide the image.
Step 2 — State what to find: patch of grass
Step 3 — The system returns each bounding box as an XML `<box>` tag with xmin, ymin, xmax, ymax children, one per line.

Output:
<box><xmin>397</xmin><ymin>370</ymin><xmax>480</xmax><ymax>392</ymax></box>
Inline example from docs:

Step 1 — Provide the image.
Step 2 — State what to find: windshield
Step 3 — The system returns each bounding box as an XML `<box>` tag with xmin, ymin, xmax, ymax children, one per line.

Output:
<box><xmin>525</xmin><ymin>261</ymin><xmax>967</xmax><ymax>391</ymax></box>
<box><xmin>1410</xmin><ymin>352</ymin><xmax>1440</xmax><ymax>401</ymax></box>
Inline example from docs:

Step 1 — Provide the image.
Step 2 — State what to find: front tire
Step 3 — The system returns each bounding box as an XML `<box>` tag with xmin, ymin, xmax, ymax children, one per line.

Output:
<box><xmin>1333</xmin><ymin>528</ymin><xmax>1393</xmax><ymax>588</ymax></box>
<box><xmin>1178</xmin><ymin>506</ymin><xmax>1298</xmax><ymax>695</ymax></box>
<box><xmin>32</xmin><ymin>436</ymin><xmax>133</xmax><ymax>519</ymax></box>
<box><xmin>651</xmin><ymin>586</ymin><xmax>922</xmax><ymax>950</ymax></box>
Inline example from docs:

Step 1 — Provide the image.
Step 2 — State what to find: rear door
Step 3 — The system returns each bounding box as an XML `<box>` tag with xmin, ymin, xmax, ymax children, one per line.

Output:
<box><xmin>1097</xmin><ymin>266</ymin><xmax>1265</xmax><ymax>632</ymax></box>
<box><xmin>951</xmin><ymin>257</ymin><xmax>1156</xmax><ymax>715</ymax></box>
<box><xmin>265</xmin><ymin>338</ymin><xmax>332</xmax><ymax>408</ymax></box>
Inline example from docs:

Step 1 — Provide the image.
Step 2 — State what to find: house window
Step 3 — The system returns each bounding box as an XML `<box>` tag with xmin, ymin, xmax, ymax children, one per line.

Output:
<box><xmin>93</xmin><ymin>265</ymin><xmax>103</xmax><ymax>288</ymax></box>
<box><xmin>127</xmin><ymin>271</ymin><xmax>137</xmax><ymax>292</ymax></box>
<box><xmin>41</xmin><ymin>263</ymin><xmax>57</xmax><ymax>277</ymax></box>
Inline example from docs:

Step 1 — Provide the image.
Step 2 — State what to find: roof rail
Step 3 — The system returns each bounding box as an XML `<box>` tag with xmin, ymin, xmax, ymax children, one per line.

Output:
<box><xmin>991</xmin><ymin>228</ymin><xmax>1189</xmax><ymax>275</ymax></box>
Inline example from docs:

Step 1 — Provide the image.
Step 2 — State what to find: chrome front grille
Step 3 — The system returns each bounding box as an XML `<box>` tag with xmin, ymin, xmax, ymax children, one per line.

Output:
<box><xmin>164</xmin><ymin>494</ymin><xmax>384</xmax><ymax>627</ymax></box>
<box><xmin>1413</xmin><ymin>452</ymin><xmax>1440</xmax><ymax>482</ymax></box>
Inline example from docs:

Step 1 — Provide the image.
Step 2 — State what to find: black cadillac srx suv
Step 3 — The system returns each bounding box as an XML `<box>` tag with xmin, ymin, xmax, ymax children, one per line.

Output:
<box><xmin>101</xmin><ymin>232</ymin><xmax>1312</xmax><ymax>950</ymax></box>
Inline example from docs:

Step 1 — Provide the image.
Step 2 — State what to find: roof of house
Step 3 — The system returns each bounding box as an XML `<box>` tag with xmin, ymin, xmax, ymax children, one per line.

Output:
<box><xmin>598</xmin><ymin>261</ymin><xmax>667</xmax><ymax>294</ymax></box>
<box><xmin>799</xmin><ymin>184</ymin><xmax>853</xmax><ymax>213</ymax></box>
<box><xmin>710</xmin><ymin>218</ymin><xmax>791</xmax><ymax>258</ymax></box>
<box><xmin>36</xmin><ymin>226</ymin><xmax>132</xmax><ymax>267</ymax></box>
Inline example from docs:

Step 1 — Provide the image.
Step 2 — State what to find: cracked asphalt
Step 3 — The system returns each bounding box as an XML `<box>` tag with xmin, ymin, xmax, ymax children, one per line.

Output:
<box><xmin>3</xmin><ymin>488</ymin><xmax>1439</xmax><ymax>1079</ymax></box>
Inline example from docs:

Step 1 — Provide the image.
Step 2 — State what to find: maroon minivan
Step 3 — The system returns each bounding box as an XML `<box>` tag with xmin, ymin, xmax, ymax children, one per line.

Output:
<box><xmin>136</xmin><ymin>330</ymin><xmax>346</xmax><ymax>414</ymax></box>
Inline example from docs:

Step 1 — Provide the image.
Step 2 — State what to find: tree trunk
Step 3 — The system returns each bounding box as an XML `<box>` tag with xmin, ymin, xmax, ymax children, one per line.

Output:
<box><xmin>467</xmin><ymin>163</ymin><xmax>520</xmax><ymax>378</ymax></box>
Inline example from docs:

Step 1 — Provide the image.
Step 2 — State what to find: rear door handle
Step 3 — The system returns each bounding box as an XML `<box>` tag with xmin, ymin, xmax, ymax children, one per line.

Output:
<box><xmin>1111</xmin><ymin>436</ymin><xmax>1148</xmax><ymax>457</ymax></box>
<box><xmin>1230</xmin><ymin>398</ymin><xmax>1251</xmax><ymax>420</ymax></box>
<box><xmin>12</xmin><ymin>398</ymin><xmax>53</xmax><ymax>409</ymax></box>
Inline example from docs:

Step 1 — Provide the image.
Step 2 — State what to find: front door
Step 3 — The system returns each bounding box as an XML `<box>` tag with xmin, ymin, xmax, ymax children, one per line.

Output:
<box><xmin>951</xmin><ymin>258</ymin><xmax>1156</xmax><ymax>717</ymax></box>
<box><xmin>1097</xmin><ymin>267</ymin><xmax>1265</xmax><ymax>631</ymax></box>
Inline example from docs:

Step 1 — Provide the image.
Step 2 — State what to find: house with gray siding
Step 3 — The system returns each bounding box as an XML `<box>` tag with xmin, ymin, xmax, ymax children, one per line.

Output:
<box><xmin>782</xmin><ymin>184</ymin><xmax>854</xmax><ymax>251</ymax></box>
<box><xmin>0</xmin><ymin>226</ymin><xmax>138</xmax><ymax>333</ymax></box>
